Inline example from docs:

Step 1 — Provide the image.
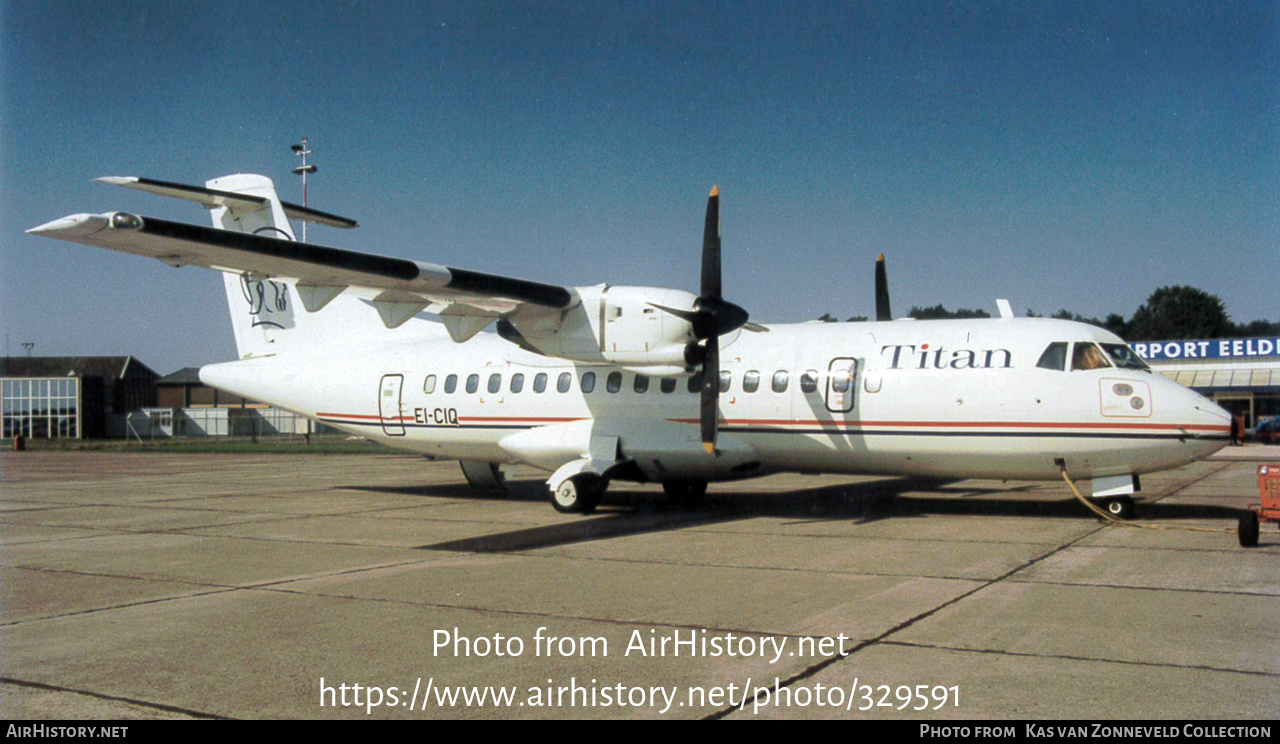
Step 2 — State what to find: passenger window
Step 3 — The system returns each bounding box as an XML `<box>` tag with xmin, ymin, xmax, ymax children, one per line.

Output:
<box><xmin>466</xmin><ymin>374</ymin><xmax>480</xmax><ymax>394</ymax></box>
<box><xmin>557</xmin><ymin>372</ymin><xmax>572</xmax><ymax>393</ymax></box>
<box><xmin>1071</xmin><ymin>343</ymin><xmax>1112</xmax><ymax>371</ymax></box>
<box><xmin>830</xmin><ymin>370</ymin><xmax>851</xmax><ymax>393</ymax></box>
<box><xmin>487</xmin><ymin>374</ymin><xmax>501</xmax><ymax>394</ymax></box>
<box><xmin>423</xmin><ymin>375</ymin><xmax>437</xmax><ymax>394</ymax></box>
<box><xmin>534</xmin><ymin>373</ymin><xmax>547</xmax><ymax>393</ymax></box>
<box><xmin>772</xmin><ymin>370</ymin><xmax>789</xmax><ymax>393</ymax></box>
<box><xmin>687</xmin><ymin>372</ymin><xmax>704</xmax><ymax>393</ymax></box>
<box><xmin>1037</xmin><ymin>342</ymin><xmax>1068</xmax><ymax>371</ymax></box>
<box><xmin>510</xmin><ymin>373</ymin><xmax>524</xmax><ymax>393</ymax></box>
<box><xmin>718</xmin><ymin>371</ymin><xmax>731</xmax><ymax>393</ymax></box>
<box><xmin>800</xmin><ymin>370</ymin><xmax>818</xmax><ymax>393</ymax></box>
<box><xmin>444</xmin><ymin>374</ymin><xmax>458</xmax><ymax>394</ymax></box>
<box><xmin>743</xmin><ymin>370</ymin><xmax>760</xmax><ymax>393</ymax></box>
<box><xmin>660</xmin><ymin>377</ymin><xmax>677</xmax><ymax>394</ymax></box>
<box><xmin>581</xmin><ymin>372</ymin><xmax>596</xmax><ymax>393</ymax></box>
<box><xmin>634</xmin><ymin>375</ymin><xmax>649</xmax><ymax>393</ymax></box>
<box><xmin>607</xmin><ymin>371</ymin><xmax>623</xmax><ymax>393</ymax></box>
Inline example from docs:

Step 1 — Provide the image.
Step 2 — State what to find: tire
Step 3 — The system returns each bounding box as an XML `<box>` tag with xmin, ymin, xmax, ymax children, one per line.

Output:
<box><xmin>1104</xmin><ymin>496</ymin><xmax>1134</xmax><ymax>520</ymax></box>
<box><xmin>1238</xmin><ymin>511</ymin><xmax>1260</xmax><ymax>548</ymax></box>
<box><xmin>550</xmin><ymin>474</ymin><xmax>605</xmax><ymax>514</ymax></box>
<box><xmin>662</xmin><ymin>480</ymin><xmax>708</xmax><ymax>508</ymax></box>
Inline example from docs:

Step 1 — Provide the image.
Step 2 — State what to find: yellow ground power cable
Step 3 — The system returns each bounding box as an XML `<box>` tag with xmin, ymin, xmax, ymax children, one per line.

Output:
<box><xmin>1058</xmin><ymin>467</ymin><xmax>1238</xmax><ymax>536</ymax></box>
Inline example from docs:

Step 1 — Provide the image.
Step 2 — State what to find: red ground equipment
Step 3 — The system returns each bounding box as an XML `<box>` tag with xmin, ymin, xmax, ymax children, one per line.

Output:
<box><xmin>1239</xmin><ymin>464</ymin><xmax>1280</xmax><ymax>547</ymax></box>
<box><xmin>1253</xmin><ymin>464</ymin><xmax>1280</xmax><ymax>526</ymax></box>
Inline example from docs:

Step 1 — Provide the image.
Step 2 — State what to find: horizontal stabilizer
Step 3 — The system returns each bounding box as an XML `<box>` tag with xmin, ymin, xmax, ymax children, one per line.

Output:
<box><xmin>96</xmin><ymin>176</ymin><xmax>359</xmax><ymax>229</ymax></box>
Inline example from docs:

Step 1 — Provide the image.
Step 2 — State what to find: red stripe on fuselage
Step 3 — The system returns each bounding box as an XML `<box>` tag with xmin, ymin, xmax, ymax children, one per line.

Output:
<box><xmin>668</xmin><ymin>418</ymin><xmax>1230</xmax><ymax>433</ymax></box>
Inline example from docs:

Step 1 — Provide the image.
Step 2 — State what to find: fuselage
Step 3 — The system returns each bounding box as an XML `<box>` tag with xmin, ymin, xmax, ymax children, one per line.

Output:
<box><xmin>200</xmin><ymin>316</ymin><xmax>1232</xmax><ymax>485</ymax></box>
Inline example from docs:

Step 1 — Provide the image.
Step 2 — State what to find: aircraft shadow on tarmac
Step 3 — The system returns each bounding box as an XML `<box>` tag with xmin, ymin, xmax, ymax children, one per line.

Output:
<box><xmin>339</xmin><ymin>477</ymin><xmax>1251</xmax><ymax>554</ymax></box>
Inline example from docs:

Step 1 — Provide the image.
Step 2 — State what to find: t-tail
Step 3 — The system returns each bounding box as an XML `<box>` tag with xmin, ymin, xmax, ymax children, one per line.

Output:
<box><xmin>87</xmin><ymin>174</ymin><xmax>443</xmax><ymax>359</ymax></box>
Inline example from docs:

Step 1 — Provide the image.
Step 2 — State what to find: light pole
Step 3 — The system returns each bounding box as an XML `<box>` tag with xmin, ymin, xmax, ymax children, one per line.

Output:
<box><xmin>291</xmin><ymin>137</ymin><xmax>317</xmax><ymax>242</ymax></box>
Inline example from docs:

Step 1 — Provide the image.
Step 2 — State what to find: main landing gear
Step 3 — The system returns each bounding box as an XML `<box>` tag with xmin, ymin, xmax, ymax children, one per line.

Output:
<box><xmin>548</xmin><ymin>477</ymin><xmax>712</xmax><ymax>514</ymax></box>
<box><xmin>550</xmin><ymin>473</ymin><xmax>608</xmax><ymax>514</ymax></box>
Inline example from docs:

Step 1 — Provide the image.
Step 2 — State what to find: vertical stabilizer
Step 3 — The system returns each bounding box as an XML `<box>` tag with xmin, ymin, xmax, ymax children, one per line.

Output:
<box><xmin>205</xmin><ymin>174</ymin><xmax>297</xmax><ymax>240</ymax></box>
<box><xmin>205</xmin><ymin>175</ymin><xmax>299</xmax><ymax>358</ymax></box>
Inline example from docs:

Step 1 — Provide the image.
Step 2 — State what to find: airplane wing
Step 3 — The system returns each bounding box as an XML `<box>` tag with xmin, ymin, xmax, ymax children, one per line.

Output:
<box><xmin>32</xmin><ymin>174</ymin><xmax>757</xmax><ymax>452</ymax></box>
<box><xmin>28</xmin><ymin>209</ymin><xmax>575</xmax><ymax>339</ymax></box>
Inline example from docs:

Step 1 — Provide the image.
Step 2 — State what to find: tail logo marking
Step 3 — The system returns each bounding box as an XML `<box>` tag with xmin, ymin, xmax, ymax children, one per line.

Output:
<box><xmin>240</xmin><ymin>275</ymin><xmax>295</xmax><ymax>329</ymax></box>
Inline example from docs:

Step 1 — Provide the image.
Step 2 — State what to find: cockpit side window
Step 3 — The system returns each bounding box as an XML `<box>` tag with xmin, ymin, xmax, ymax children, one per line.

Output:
<box><xmin>1036</xmin><ymin>342</ymin><xmax>1068</xmax><ymax>371</ymax></box>
<box><xmin>1071</xmin><ymin>342</ymin><xmax>1112</xmax><ymax>371</ymax></box>
<box><xmin>1100</xmin><ymin>343</ymin><xmax>1150</xmax><ymax>371</ymax></box>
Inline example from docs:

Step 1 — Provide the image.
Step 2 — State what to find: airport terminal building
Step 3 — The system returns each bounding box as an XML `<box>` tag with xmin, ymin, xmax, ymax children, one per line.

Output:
<box><xmin>1135</xmin><ymin>337</ymin><xmax>1280</xmax><ymax>428</ymax></box>
<box><xmin>1</xmin><ymin>356</ymin><xmax>159</xmax><ymax>439</ymax></box>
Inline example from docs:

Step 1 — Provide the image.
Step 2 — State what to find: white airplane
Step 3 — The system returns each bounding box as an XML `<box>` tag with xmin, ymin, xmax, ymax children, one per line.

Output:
<box><xmin>29</xmin><ymin>174</ymin><xmax>1234</xmax><ymax>517</ymax></box>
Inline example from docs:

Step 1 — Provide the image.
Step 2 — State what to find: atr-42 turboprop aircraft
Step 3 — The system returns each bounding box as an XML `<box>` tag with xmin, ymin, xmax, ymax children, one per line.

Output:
<box><xmin>29</xmin><ymin>174</ymin><xmax>1233</xmax><ymax>515</ymax></box>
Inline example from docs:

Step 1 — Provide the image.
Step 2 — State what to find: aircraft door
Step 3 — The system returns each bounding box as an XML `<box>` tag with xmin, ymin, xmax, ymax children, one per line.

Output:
<box><xmin>379</xmin><ymin>374</ymin><xmax>406</xmax><ymax>436</ymax></box>
<box><xmin>825</xmin><ymin>358</ymin><xmax>858</xmax><ymax>413</ymax></box>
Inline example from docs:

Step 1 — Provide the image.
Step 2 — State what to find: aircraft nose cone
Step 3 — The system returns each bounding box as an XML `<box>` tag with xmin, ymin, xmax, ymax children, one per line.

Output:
<box><xmin>1182</xmin><ymin>388</ymin><xmax>1234</xmax><ymax>453</ymax></box>
<box><xmin>1195</xmin><ymin>397</ymin><xmax>1232</xmax><ymax>428</ymax></box>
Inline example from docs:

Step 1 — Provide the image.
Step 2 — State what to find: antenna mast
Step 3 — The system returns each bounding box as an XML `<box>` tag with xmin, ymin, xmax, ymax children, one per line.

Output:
<box><xmin>290</xmin><ymin>137</ymin><xmax>317</xmax><ymax>242</ymax></box>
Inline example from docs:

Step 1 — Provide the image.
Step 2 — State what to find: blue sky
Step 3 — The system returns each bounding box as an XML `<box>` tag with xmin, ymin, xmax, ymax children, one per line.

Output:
<box><xmin>2</xmin><ymin>0</ymin><xmax>1276</xmax><ymax>375</ymax></box>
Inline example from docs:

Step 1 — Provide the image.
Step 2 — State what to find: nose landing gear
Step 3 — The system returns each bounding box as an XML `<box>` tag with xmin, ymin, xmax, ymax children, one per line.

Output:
<box><xmin>1102</xmin><ymin>496</ymin><xmax>1135</xmax><ymax>521</ymax></box>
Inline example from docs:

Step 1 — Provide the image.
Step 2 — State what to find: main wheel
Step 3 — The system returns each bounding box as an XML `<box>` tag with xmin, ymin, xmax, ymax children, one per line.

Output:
<box><xmin>1103</xmin><ymin>496</ymin><xmax>1134</xmax><ymax>520</ymax></box>
<box><xmin>1238</xmin><ymin>511</ymin><xmax>1260</xmax><ymax>548</ymax></box>
<box><xmin>550</xmin><ymin>474</ymin><xmax>605</xmax><ymax>514</ymax></box>
<box><xmin>662</xmin><ymin>480</ymin><xmax>708</xmax><ymax>508</ymax></box>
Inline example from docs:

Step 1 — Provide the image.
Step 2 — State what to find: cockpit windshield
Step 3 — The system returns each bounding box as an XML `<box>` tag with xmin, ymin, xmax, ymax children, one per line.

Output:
<box><xmin>1100</xmin><ymin>343</ymin><xmax>1150</xmax><ymax>371</ymax></box>
<box><xmin>1038</xmin><ymin>341</ymin><xmax>1151</xmax><ymax>372</ymax></box>
<box><xmin>1071</xmin><ymin>342</ymin><xmax>1112</xmax><ymax>371</ymax></box>
<box><xmin>1036</xmin><ymin>342</ymin><xmax>1068</xmax><ymax>371</ymax></box>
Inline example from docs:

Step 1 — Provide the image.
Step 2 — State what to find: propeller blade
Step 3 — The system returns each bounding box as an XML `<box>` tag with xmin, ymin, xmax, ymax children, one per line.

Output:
<box><xmin>700</xmin><ymin>335</ymin><xmax>719</xmax><ymax>453</ymax></box>
<box><xmin>648</xmin><ymin>302</ymin><xmax>699</xmax><ymax>325</ymax></box>
<box><xmin>702</xmin><ymin>186</ymin><xmax>722</xmax><ymax>301</ymax></box>
<box><xmin>875</xmin><ymin>253</ymin><xmax>892</xmax><ymax>321</ymax></box>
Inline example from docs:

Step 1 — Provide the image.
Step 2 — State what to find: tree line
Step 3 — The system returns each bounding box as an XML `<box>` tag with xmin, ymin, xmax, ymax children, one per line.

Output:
<box><xmin>816</xmin><ymin>285</ymin><xmax>1279</xmax><ymax>341</ymax></box>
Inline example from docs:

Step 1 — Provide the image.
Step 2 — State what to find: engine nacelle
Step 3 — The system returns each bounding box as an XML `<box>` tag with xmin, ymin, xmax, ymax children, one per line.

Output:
<box><xmin>498</xmin><ymin>284</ymin><xmax>700</xmax><ymax>371</ymax></box>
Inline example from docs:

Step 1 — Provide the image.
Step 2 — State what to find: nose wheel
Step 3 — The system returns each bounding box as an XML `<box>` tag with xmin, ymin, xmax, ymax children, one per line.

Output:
<box><xmin>1101</xmin><ymin>496</ymin><xmax>1135</xmax><ymax>521</ymax></box>
<box><xmin>550</xmin><ymin>473</ymin><xmax>607</xmax><ymax>514</ymax></box>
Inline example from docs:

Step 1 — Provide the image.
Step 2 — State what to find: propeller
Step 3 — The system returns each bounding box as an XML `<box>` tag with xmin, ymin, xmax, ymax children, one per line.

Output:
<box><xmin>650</xmin><ymin>185</ymin><xmax>752</xmax><ymax>454</ymax></box>
<box><xmin>875</xmin><ymin>253</ymin><xmax>892</xmax><ymax>321</ymax></box>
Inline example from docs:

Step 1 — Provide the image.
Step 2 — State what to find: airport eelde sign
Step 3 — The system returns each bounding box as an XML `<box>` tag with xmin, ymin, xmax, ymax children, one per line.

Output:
<box><xmin>1132</xmin><ymin>337</ymin><xmax>1279</xmax><ymax>361</ymax></box>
